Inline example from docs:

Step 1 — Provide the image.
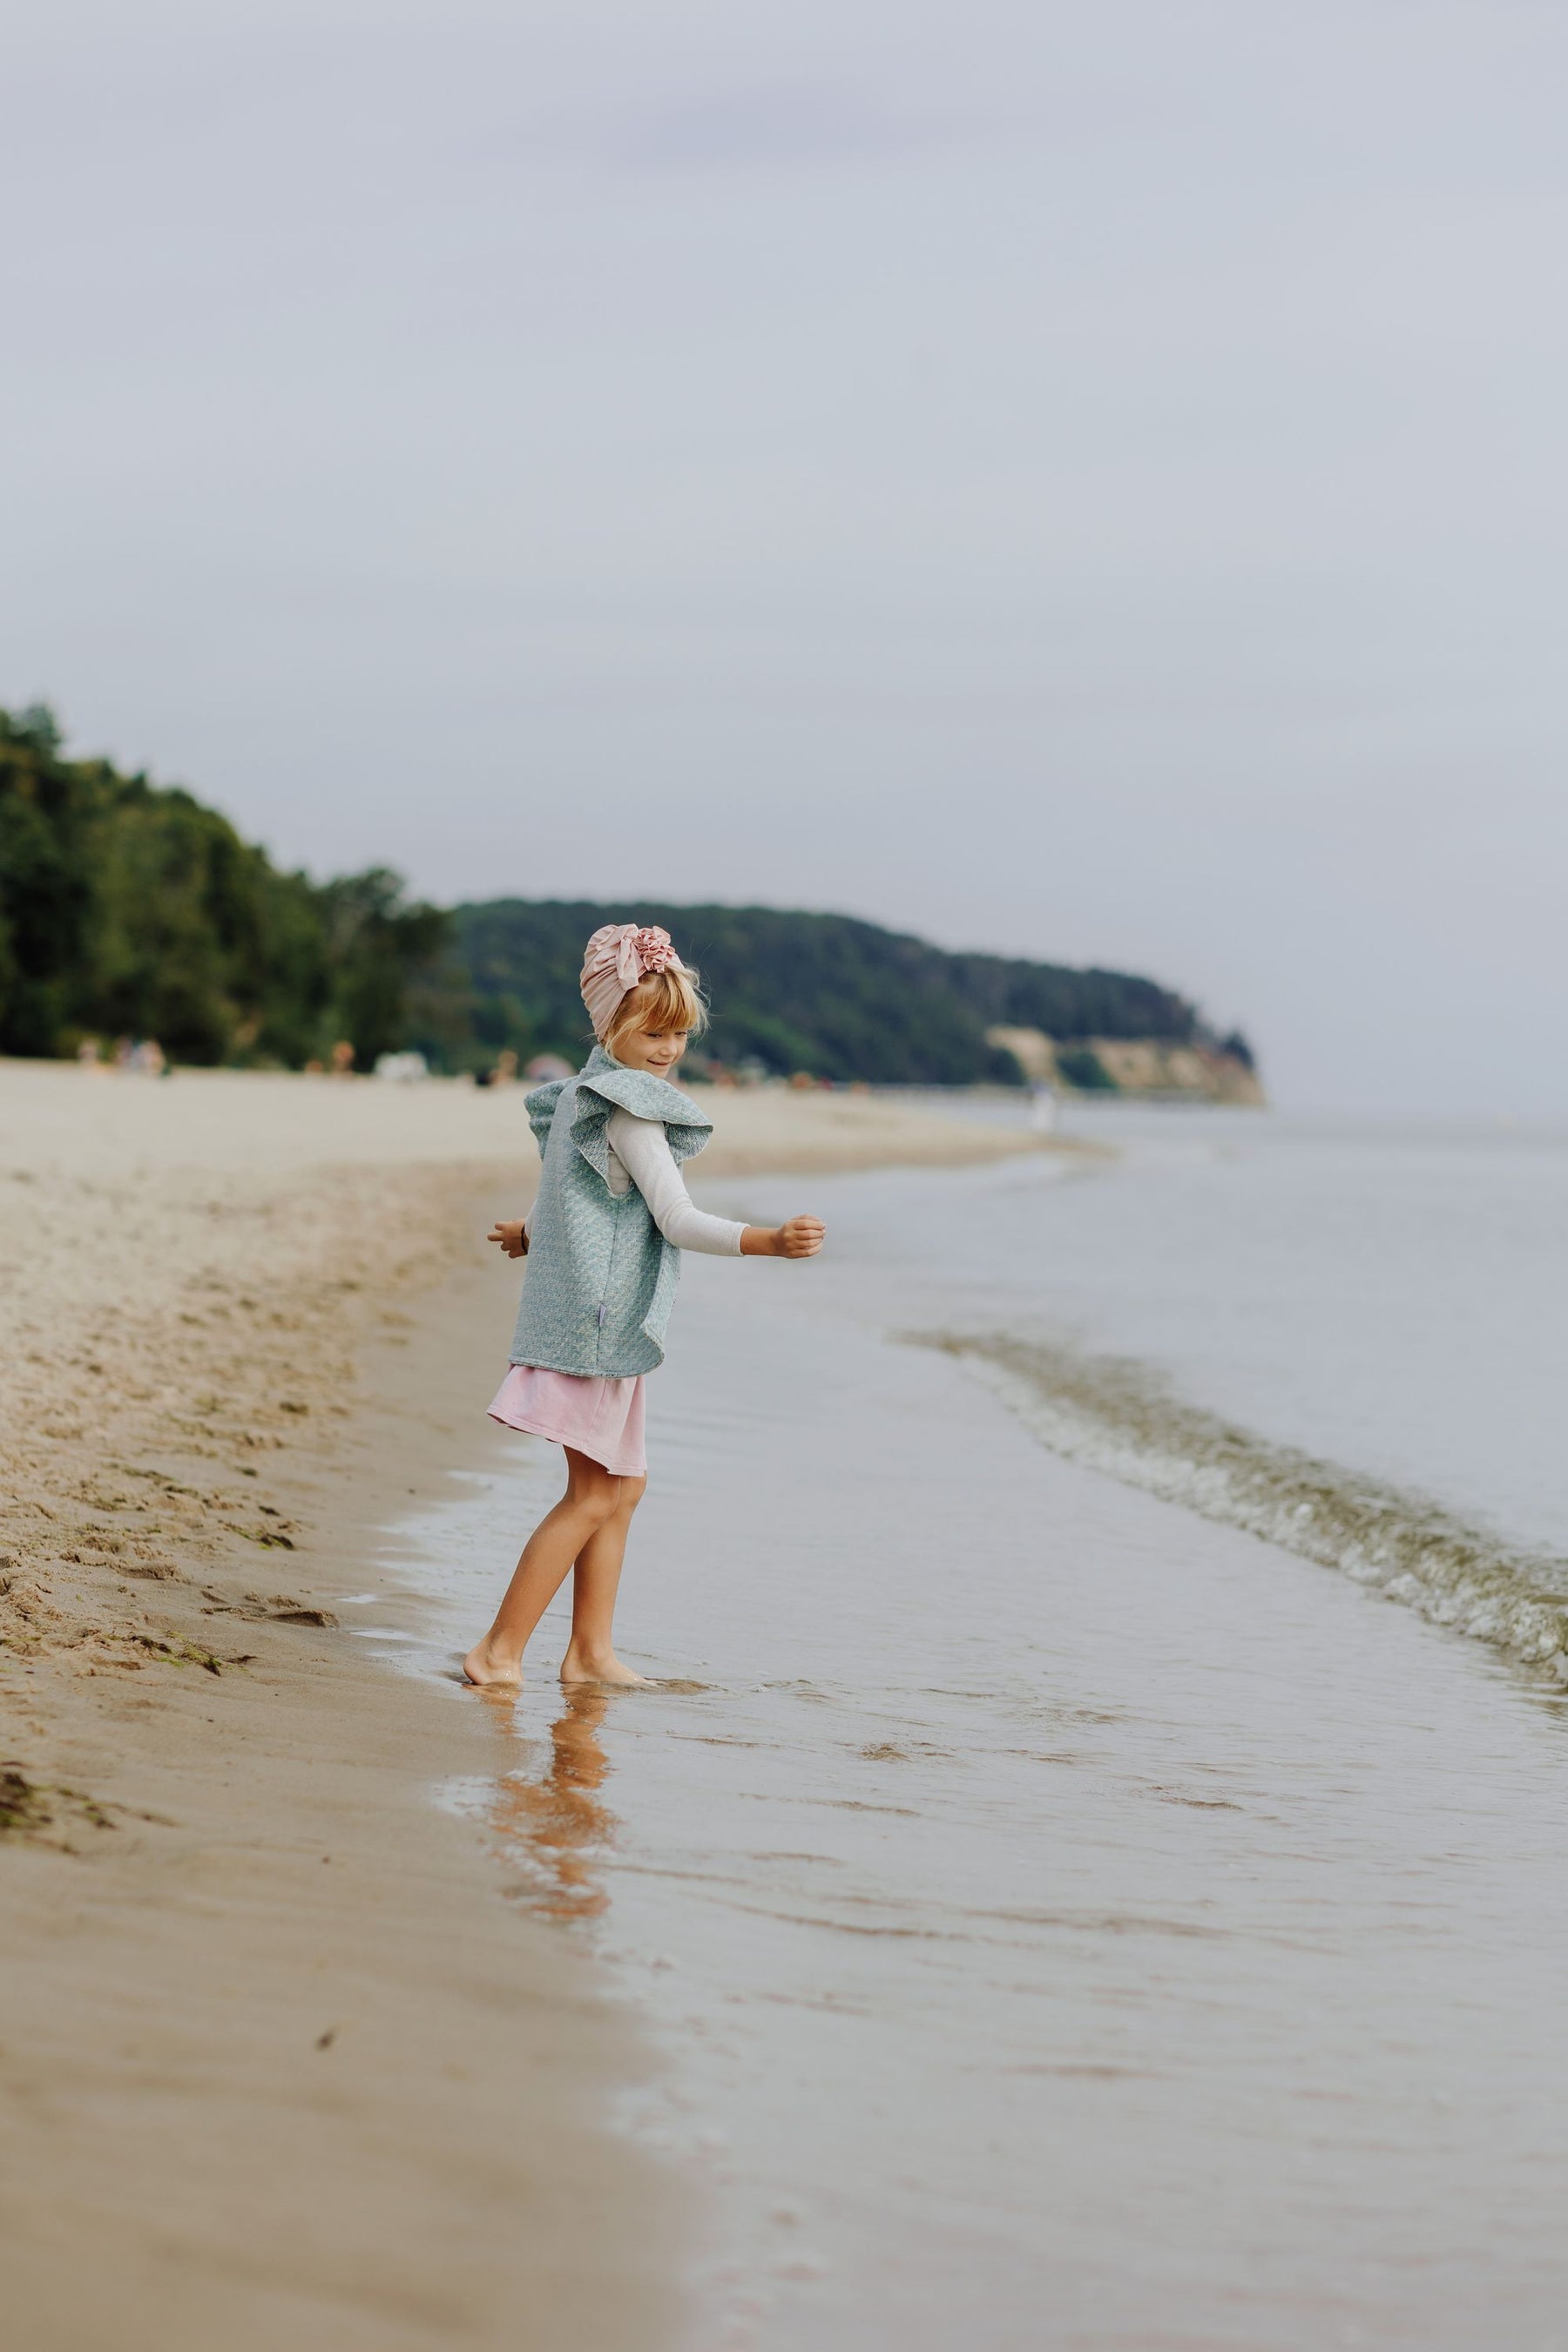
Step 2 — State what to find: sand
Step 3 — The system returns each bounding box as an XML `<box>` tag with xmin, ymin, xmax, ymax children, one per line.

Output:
<box><xmin>0</xmin><ymin>1058</ymin><xmax>1063</xmax><ymax>2352</ymax></box>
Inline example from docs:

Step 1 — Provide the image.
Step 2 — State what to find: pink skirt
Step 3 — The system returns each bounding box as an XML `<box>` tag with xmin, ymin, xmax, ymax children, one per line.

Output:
<box><xmin>487</xmin><ymin>1364</ymin><xmax>647</xmax><ymax>1478</ymax></box>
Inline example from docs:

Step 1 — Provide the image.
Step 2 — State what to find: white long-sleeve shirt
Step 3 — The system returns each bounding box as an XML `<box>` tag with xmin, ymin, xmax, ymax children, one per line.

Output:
<box><xmin>605</xmin><ymin>1108</ymin><xmax>746</xmax><ymax>1254</ymax></box>
<box><xmin>524</xmin><ymin>1108</ymin><xmax>747</xmax><ymax>1256</ymax></box>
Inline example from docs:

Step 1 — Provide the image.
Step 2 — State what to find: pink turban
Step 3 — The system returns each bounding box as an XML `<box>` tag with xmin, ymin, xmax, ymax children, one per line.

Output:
<box><xmin>579</xmin><ymin>922</ymin><xmax>685</xmax><ymax>1041</ymax></box>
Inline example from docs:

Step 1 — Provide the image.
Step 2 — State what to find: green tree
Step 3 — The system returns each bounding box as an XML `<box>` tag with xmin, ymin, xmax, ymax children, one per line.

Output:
<box><xmin>0</xmin><ymin>707</ymin><xmax>449</xmax><ymax>1068</ymax></box>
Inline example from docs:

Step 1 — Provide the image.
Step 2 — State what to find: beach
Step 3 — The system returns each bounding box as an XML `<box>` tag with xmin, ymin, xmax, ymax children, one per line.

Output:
<box><xmin>10</xmin><ymin>1065</ymin><xmax>1568</xmax><ymax>2349</ymax></box>
<box><xmin>0</xmin><ymin>1059</ymin><xmax>1063</xmax><ymax>2352</ymax></box>
<box><xmin>8</xmin><ymin>3</ymin><xmax>1564</xmax><ymax>2340</ymax></box>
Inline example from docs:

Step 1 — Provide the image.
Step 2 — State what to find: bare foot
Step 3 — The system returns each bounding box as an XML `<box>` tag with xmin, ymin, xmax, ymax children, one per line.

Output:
<box><xmin>463</xmin><ymin>1635</ymin><xmax>524</xmax><ymax>1687</ymax></box>
<box><xmin>559</xmin><ymin>1644</ymin><xmax>652</xmax><ymax>1688</ymax></box>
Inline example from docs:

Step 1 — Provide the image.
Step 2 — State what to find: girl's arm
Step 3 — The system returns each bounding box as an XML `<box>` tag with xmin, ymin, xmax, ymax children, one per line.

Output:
<box><xmin>606</xmin><ymin>1110</ymin><xmax>747</xmax><ymax>1254</ymax></box>
<box><xmin>607</xmin><ymin>1110</ymin><xmax>824</xmax><ymax>1259</ymax></box>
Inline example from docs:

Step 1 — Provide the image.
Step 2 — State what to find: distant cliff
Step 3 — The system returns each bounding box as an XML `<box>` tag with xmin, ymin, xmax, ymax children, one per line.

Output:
<box><xmin>985</xmin><ymin>1024</ymin><xmax>1263</xmax><ymax>1104</ymax></box>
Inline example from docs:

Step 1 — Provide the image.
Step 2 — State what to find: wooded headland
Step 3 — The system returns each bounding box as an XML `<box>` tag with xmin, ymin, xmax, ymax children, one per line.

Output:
<box><xmin>0</xmin><ymin>707</ymin><xmax>1259</xmax><ymax>1095</ymax></box>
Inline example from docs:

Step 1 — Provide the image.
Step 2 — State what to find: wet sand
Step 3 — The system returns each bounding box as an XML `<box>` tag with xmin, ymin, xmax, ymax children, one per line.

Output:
<box><xmin>0</xmin><ymin>1059</ymin><xmax>1058</xmax><ymax>2352</ymax></box>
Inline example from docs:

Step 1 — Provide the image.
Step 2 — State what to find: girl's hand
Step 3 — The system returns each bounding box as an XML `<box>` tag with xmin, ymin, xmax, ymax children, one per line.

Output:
<box><xmin>775</xmin><ymin>1214</ymin><xmax>825</xmax><ymax>1258</ymax></box>
<box><xmin>742</xmin><ymin>1214</ymin><xmax>826</xmax><ymax>1259</ymax></box>
<box><xmin>488</xmin><ymin>1220</ymin><xmax>529</xmax><ymax>1259</ymax></box>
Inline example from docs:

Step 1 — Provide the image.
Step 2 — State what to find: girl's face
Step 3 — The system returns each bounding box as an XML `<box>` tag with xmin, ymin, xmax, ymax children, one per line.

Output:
<box><xmin>611</xmin><ymin>1017</ymin><xmax>690</xmax><ymax>1078</ymax></box>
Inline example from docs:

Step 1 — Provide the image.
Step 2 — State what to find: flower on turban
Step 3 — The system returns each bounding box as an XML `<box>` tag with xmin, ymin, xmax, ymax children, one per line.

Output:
<box><xmin>579</xmin><ymin>923</ymin><xmax>685</xmax><ymax>1040</ymax></box>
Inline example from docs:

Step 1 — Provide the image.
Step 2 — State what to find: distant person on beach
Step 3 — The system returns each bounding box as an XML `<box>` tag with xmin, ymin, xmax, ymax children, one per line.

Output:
<box><xmin>463</xmin><ymin>922</ymin><xmax>825</xmax><ymax>1689</ymax></box>
<box><xmin>107</xmin><ymin>1036</ymin><xmax>166</xmax><ymax>1075</ymax></box>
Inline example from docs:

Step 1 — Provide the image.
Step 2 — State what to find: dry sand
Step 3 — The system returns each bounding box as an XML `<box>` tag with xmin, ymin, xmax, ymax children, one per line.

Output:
<box><xmin>0</xmin><ymin>1059</ymin><xmax>1065</xmax><ymax>2351</ymax></box>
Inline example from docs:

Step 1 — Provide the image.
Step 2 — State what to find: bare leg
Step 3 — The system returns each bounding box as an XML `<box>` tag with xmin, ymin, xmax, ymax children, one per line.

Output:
<box><xmin>463</xmin><ymin>1449</ymin><xmax>625</xmax><ymax>1686</ymax></box>
<box><xmin>562</xmin><ymin>1475</ymin><xmax>649</xmax><ymax>1686</ymax></box>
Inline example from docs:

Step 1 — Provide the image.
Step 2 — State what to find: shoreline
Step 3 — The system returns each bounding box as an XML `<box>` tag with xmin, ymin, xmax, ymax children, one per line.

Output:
<box><xmin>0</xmin><ymin>1059</ymin><xmax>1068</xmax><ymax>2350</ymax></box>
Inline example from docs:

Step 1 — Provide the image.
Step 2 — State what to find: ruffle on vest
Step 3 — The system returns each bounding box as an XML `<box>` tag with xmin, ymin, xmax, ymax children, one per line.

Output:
<box><xmin>530</xmin><ymin>1046</ymin><xmax>713</xmax><ymax>1191</ymax></box>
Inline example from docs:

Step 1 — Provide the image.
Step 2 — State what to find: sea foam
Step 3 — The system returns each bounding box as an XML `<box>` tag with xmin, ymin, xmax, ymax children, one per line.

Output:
<box><xmin>918</xmin><ymin>1330</ymin><xmax>1568</xmax><ymax>1677</ymax></box>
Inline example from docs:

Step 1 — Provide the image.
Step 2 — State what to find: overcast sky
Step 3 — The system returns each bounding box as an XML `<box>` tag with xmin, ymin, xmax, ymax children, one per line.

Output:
<box><xmin>4</xmin><ymin>0</ymin><xmax>1566</xmax><ymax>1111</ymax></box>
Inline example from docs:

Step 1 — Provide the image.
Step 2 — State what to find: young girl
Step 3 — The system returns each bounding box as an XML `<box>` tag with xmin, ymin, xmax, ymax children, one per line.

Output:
<box><xmin>463</xmin><ymin>922</ymin><xmax>825</xmax><ymax>1689</ymax></box>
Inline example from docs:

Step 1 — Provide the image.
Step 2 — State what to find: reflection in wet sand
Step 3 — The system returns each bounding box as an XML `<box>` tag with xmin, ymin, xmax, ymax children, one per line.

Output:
<box><xmin>474</xmin><ymin>1686</ymin><xmax>618</xmax><ymax>1923</ymax></box>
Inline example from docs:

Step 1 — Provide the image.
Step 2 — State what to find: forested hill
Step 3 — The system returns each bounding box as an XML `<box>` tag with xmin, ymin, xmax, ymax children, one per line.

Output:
<box><xmin>0</xmin><ymin>706</ymin><xmax>1254</xmax><ymax>1085</ymax></box>
<box><xmin>449</xmin><ymin>900</ymin><xmax>1253</xmax><ymax>1087</ymax></box>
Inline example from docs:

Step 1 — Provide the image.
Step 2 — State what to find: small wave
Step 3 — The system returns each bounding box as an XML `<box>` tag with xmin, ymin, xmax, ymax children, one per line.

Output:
<box><xmin>916</xmin><ymin>1330</ymin><xmax>1568</xmax><ymax>1677</ymax></box>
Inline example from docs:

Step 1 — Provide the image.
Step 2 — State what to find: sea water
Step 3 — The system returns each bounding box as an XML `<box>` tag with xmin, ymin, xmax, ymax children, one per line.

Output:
<box><xmin>842</xmin><ymin>1105</ymin><xmax>1568</xmax><ymax>1664</ymax></box>
<box><xmin>375</xmin><ymin>1112</ymin><xmax>1568</xmax><ymax>2351</ymax></box>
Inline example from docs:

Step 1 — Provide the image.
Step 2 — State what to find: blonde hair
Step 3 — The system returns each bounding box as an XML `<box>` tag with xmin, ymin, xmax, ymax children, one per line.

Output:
<box><xmin>605</xmin><ymin>963</ymin><xmax>708</xmax><ymax>1051</ymax></box>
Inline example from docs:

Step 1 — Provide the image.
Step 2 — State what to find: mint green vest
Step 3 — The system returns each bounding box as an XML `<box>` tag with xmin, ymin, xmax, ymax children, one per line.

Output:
<box><xmin>509</xmin><ymin>1045</ymin><xmax>714</xmax><ymax>1378</ymax></box>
